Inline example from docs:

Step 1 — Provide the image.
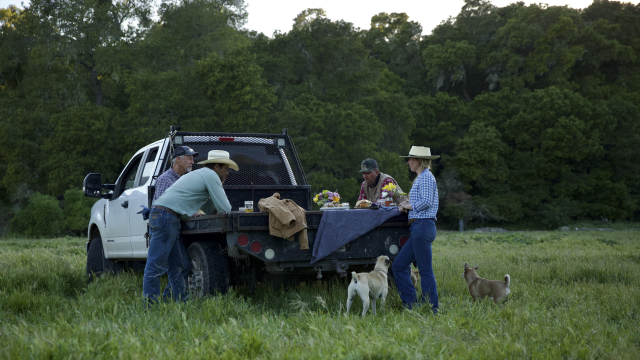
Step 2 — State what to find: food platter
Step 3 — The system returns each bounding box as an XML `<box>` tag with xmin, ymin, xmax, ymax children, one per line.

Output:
<box><xmin>320</xmin><ymin>206</ymin><xmax>350</xmax><ymax>211</ymax></box>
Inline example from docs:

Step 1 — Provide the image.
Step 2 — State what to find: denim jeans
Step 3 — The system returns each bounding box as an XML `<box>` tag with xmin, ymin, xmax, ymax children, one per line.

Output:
<box><xmin>161</xmin><ymin>236</ymin><xmax>191</xmax><ymax>301</ymax></box>
<box><xmin>392</xmin><ymin>218</ymin><xmax>439</xmax><ymax>313</ymax></box>
<box><xmin>142</xmin><ymin>208</ymin><xmax>188</xmax><ymax>303</ymax></box>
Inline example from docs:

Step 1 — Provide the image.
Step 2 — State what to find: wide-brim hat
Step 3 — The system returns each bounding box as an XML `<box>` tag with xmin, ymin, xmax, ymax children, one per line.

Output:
<box><xmin>399</xmin><ymin>146</ymin><xmax>440</xmax><ymax>159</ymax></box>
<box><xmin>196</xmin><ymin>150</ymin><xmax>239</xmax><ymax>171</ymax></box>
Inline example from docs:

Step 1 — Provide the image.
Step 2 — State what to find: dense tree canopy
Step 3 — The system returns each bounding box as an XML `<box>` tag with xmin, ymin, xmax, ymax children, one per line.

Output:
<box><xmin>2</xmin><ymin>0</ymin><xmax>639</xmax><ymax>230</ymax></box>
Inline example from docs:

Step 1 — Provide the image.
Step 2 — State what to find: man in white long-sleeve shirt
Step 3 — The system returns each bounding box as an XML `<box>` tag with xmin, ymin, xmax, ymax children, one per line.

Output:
<box><xmin>142</xmin><ymin>150</ymin><xmax>238</xmax><ymax>304</ymax></box>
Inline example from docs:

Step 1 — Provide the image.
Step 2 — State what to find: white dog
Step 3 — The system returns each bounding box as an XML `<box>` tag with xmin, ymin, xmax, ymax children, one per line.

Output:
<box><xmin>346</xmin><ymin>255</ymin><xmax>391</xmax><ymax>316</ymax></box>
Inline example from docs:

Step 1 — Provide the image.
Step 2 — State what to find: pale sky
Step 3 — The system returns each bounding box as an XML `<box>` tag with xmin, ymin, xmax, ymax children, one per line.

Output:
<box><xmin>1</xmin><ymin>0</ymin><xmax>605</xmax><ymax>35</ymax></box>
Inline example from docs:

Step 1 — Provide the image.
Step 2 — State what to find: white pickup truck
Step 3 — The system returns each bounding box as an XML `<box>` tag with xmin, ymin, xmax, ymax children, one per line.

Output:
<box><xmin>83</xmin><ymin>128</ymin><xmax>409</xmax><ymax>297</ymax></box>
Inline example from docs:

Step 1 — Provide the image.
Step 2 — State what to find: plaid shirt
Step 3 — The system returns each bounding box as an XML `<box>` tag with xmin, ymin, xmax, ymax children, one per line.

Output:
<box><xmin>153</xmin><ymin>168</ymin><xmax>180</xmax><ymax>202</ymax></box>
<box><xmin>358</xmin><ymin>177</ymin><xmax>398</xmax><ymax>201</ymax></box>
<box><xmin>408</xmin><ymin>169</ymin><xmax>439</xmax><ymax>220</ymax></box>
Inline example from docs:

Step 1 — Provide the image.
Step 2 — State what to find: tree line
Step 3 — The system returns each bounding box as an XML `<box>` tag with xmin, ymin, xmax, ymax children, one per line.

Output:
<box><xmin>1</xmin><ymin>0</ymin><xmax>639</xmax><ymax>234</ymax></box>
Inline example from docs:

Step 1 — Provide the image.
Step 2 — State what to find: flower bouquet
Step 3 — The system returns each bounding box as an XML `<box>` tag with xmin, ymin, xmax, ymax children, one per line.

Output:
<box><xmin>380</xmin><ymin>183</ymin><xmax>406</xmax><ymax>205</ymax></box>
<box><xmin>313</xmin><ymin>190</ymin><xmax>341</xmax><ymax>208</ymax></box>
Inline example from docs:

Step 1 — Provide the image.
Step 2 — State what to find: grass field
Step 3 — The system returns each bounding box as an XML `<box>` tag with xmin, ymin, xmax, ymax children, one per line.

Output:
<box><xmin>1</xmin><ymin>231</ymin><xmax>639</xmax><ymax>359</ymax></box>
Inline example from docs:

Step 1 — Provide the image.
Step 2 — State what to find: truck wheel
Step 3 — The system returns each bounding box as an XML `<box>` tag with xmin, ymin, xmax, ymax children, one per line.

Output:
<box><xmin>86</xmin><ymin>238</ymin><xmax>105</xmax><ymax>282</ymax></box>
<box><xmin>86</xmin><ymin>237</ymin><xmax>123</xmax><ymax>283</ymax></box>
<box><xmin>187</xmin><ymin>241</ymin><xmax>229</xmax><ymax>298</ymax></box>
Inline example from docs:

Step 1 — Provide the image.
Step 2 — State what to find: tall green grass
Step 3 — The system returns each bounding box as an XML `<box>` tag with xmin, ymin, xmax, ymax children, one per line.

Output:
<box><xmin>1</xmin><ymin>232</ymin><xmax>639</xmax><ymax>359</ymax></box>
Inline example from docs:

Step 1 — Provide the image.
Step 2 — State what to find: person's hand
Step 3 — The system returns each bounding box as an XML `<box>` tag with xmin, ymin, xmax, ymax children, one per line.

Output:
<box><xmin>398</xmin><ymin>201</ymin><xmax>411</xmax><ymax>213</ymax></box>
<box><xmin>193</xmin><ymin>209</ymin><xmax>205</xmax><ymax>217</ymax></box>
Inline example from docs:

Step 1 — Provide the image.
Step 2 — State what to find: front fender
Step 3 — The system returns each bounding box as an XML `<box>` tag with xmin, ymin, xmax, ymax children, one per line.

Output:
<box><xmin>86</xmin><ymin>199</ymin><xmax>108</xmax><ymax>254</ymax></box>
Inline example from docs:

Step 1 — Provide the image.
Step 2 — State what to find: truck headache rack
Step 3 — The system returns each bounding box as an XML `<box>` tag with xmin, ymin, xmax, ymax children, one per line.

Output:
<box><xmin>165</xmin><ymin>131</ymin><xmax>308</xmax><ymax>187</ymax></box>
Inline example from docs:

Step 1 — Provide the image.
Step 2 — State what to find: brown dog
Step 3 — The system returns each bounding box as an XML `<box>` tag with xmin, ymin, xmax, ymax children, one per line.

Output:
<box><xmin>346</xmin><ymin>255</ymin><xmax>391</xmax><ymax>316</ymax></box>
<box><xmin>463</xmin><ymin>263</ymin><xmax>510</xmax><ymax>304</ymax></box>
<box><xmin>411</xmin><ymin>269</ymin><xmax>420</xmax><ymax>288</ymax></box>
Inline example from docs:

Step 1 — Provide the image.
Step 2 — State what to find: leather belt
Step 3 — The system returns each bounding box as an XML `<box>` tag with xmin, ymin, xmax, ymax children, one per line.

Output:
<box><xmin>153</xmin><ymin>206</ymin><xmax>178</xmax><ymax>216</ymax></box>
<box><xmin>408</xmin><ymin>218</ymin><xmax>436</xmax><ymax>225</ymax></box>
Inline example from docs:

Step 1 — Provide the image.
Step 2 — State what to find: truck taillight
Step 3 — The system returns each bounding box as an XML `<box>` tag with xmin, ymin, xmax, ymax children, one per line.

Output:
<box><xmin>250</xmin><ymin>241</ymin><xmax>262</xmax><ymax>253</ymax></box>
<box><xmin>238</xmin><ymin>234</ymin><xmax>249</xmax><ymax>247</ymax></box>
<box><xmin>219</xmin><ymin>137</ymin><xmax>234</xmax><ymax>141</ymax></box>
<box><xmin>399</xmin><ymin>236</ymin><xmax>409</xmax><ymax>246</ymax></box>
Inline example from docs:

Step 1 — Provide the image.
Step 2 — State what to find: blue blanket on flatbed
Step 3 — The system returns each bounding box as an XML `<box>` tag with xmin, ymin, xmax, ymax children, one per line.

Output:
<box><xmin>310</xmin><ymin>207</ymin><xmax>402</xmax><ymax>264</ymax></box>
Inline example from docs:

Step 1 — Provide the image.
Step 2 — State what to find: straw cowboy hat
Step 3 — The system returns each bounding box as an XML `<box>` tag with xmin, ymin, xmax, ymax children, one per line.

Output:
<box><xmin>399</xmin><ymin>146</ymin><xmax>440</xmax><ymax>159</ymax></box>
<box><xmin>197</xmin><ymin>150</ymin><xmax>239</xmax><ymax>171</ymax></box>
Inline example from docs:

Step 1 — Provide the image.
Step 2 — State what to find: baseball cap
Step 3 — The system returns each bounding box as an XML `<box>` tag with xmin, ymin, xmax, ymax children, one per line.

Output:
<box><xmin>172</xmin><ymin>146</ymin><xmax>199</xmax><ymax>159</ymax></box>
<box><xmin>359</xmin><ymin>158</ymin><xmax>379</xmax><ymax>173</ymax></box>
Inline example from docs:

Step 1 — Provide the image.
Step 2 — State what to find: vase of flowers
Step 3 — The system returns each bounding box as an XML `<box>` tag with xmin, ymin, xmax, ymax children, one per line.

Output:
<box><xmin>313</xmin><ymin>190</ymin><xmax>341</xmax><ymax>207</ymax></box>
<box><xmin>380</xmin><ymin>183</ymin><xmax>406</xmax><ymax>206</ymax></box>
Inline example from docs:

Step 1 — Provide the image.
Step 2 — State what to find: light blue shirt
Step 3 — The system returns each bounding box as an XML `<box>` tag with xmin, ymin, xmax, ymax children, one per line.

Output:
<box><xmin>408</xmin><ymin>169</ymin><xmax>438</xmax><ymax>220</ymax></box>
<box><xmin>153</xmin><ymin>167</ymin><xmax>232</xmax><ymax>218</ymax></box>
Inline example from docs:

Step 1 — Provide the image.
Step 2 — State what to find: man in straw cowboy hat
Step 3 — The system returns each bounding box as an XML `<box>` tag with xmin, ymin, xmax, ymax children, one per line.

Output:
<box><xmin>392</xmin><ymin>146</ymin><xmax>441</xmax><ymax>314</ymax></box>
<box><xmin>142</xmin><ymin>150</ymin><xmax>238</xmax><ymax>304</ymax></box>
<box><xmin>149</xmin><ymin>146</ymin><xmax>199</xmax><ymax>302</ymax></box>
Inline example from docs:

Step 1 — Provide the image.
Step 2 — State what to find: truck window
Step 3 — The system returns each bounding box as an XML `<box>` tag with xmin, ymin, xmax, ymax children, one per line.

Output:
<box><xmin>122</xmin><ymin>155</ymin><xmax>143</xmax><ymax>191</ymax></box>
<box><xmin>140</xmin><ymin>147</ymin><xmax>159</xmax><ymax>186</ymax></box>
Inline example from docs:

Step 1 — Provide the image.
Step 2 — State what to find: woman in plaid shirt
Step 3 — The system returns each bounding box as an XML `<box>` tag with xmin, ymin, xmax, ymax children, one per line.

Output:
<box><xmin>393</xmin><ymin>146</ymin><xmax>440</xmax><ymax>314</ymax></box>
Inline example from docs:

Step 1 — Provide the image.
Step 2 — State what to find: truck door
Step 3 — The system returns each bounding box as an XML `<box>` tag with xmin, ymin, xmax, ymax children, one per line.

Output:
<box><xmin>104</xmin><ymin>153</ymin><xmax>143</xmax><ymax>258</ymax></box>
<box><xmin>130</xmin><ymin>147</ymin><xmax>159</xmax><ymax>258</ymax></box>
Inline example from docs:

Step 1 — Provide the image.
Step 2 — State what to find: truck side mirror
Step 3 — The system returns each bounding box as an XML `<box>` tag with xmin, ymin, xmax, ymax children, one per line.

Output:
<box><xmin>83</xmin><ymin>173</ymin><xmax>104</xmax><ymax>198</ymax></box>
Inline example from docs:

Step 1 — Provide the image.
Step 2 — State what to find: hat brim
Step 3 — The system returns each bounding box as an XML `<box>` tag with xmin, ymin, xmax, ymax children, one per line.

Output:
<box><xmin>398</xmin><ymin>155</ymin><xmax>440</xmax><ymax>159</ymax></box>
<box><xmin>197</xmin><ymin>158</ymin><xmax>239</xmax><ymax>171</ymax></box>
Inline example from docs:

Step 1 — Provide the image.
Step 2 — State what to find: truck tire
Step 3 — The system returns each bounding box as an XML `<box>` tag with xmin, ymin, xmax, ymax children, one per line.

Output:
<box><xmin>86</xmin><ymin>237</ymin><xmax>123</xmax><ymax>283</ymax></box>
<box><xmin>187</xmin><ymin>241</ymin><xmax>229</xmax><ymax>297</ymax></box>
<box><xmin>86</xmin><ymin>238</ymin><xmax>105</xmax><ymax>282</ymax></box>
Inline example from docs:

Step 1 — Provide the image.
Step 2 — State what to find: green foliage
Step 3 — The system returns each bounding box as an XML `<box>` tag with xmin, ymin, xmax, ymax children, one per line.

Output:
<box><xmin>63</xmin><ymin>189</ymin><xmax>97</xmax><ymax>236</ymax></box>
<box><xmin>43</xmin><ymin>103</ymin><xmax>124</xmax><ymax>194</ymax></box>
<box><xmin>409</xmin><ymin>92</ymin><xmax>470</xmax><ymax>158</ymax></box>
<box><xmin>292</xmin><ymin>8</ymin><xmax>326</xmax><ymax>30</ymax></box>
<box><xmin>197</xmin><ymin>47</ymin><xmax>276</xmax><ymax>132</ymax></box>
<box><xmin>1</xmin><ymin>0</ymin><xmax>640</xmax><ymax>228</ymax></box>
<box><xmin>364</xmin><ymin>12</ymin><xmax>426</xmax><ymax>96</ymax></box>
<box><xmin>423</xmin><ymin>40</ymin><xmax>476</xmax><ymax>96</ymax></box>
<box><xmin>10</xmin><ymin>193</ymin><xmax>63</xmax><ymax>237</ymax></box>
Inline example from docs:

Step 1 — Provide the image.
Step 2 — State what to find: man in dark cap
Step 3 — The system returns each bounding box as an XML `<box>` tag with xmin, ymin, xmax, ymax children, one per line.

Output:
<box><xmin>358</xmin><ymin>158</ymin><xmax>408</xmax><ymax>204</ymax></box>
<box><xmin>153</xmin><ymin>146</ymin><xmax>199</xmax><ymax>201</ymax></box>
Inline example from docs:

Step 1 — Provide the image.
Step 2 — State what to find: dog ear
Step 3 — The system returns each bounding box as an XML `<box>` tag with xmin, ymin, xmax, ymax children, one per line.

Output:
<box><xmin>473</xmin><ymin>266</ymin><xmax>479</xmax><ymax>270</ymax></box>
<box><xmin>464</xmin><ymin>263</ymin><xmax>469</xmax><ymax>269</ymax></box>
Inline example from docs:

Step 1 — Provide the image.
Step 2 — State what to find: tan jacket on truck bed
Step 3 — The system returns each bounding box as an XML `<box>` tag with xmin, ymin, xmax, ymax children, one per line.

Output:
<box><xmin>258</xmin><ymin>193</ymin><xmax>309</xmax><ymax>250</ymax></box>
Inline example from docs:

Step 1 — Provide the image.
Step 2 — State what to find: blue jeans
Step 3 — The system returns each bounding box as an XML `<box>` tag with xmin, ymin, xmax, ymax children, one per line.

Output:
<box><xmin>142</xmin><ymin>209</ymin><xmax>188</xmax><ymax>303</ymax></box>
<box><xmin>162</xmin><ymin>236</ymin><xmax>191</xmax><ymax>301</ymax></box>
<box><xmin>392</xmin><ymin>218</ymin><xmax>439</xmax><ymax>313</ymax></box>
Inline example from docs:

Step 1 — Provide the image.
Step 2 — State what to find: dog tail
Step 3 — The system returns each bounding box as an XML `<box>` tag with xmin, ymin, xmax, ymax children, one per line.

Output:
<box><xmin>351</xmin><ymin>271</ymin><xmax>359</xmax><ymax>283</ymax></box>
<box><xmin>504</xmin><ymin>274</ymin><xmax>510</xmax><ymax>288</ymax></box>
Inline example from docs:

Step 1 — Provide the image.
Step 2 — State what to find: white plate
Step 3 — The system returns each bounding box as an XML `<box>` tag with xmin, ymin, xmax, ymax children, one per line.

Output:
<box><xmin>320</xmin><ymin>206</ymin><xmax>349</xmax><ymax>211</ymax></box>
